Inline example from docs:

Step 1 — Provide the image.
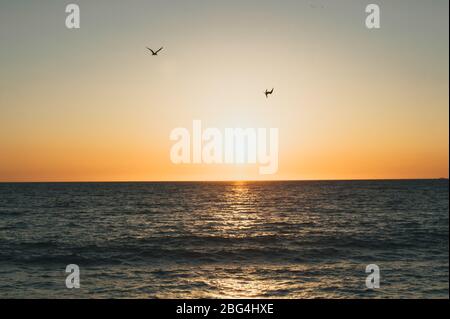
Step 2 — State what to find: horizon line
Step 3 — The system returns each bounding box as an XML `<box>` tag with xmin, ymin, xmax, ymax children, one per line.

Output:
<box><xmin>0</xmin><ymin>177</ymin><xmax>448</xmax><ymax>184</ymax></box>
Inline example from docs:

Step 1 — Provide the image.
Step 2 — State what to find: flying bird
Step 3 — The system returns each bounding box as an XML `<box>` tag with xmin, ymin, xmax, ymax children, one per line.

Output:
<box><xmin>265</xmin><ymin>88</ymin><xmax>274</xmax><ymax>98</ymax></box>
<box><xmin>146</xmin><ymin>47</ymin><xmax>163</xmax><ymax>56</ymax></box>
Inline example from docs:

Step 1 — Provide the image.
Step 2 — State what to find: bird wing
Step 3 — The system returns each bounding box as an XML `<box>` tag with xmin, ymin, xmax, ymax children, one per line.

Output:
<box><xmin>146</xmin><ymin>47</ymin><xmax>156</xmax><ymax>54</ymax></box>
<box><xmin>155</xmin><ymin>47</ymin><xmax>163</xmax><ymax>54</ymax></box>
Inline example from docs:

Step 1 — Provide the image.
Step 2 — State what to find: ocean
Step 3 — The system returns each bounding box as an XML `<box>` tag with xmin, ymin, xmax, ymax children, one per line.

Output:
<box><xmin>0</xmin><ymin>180</ymin><xmax>448</xmax><ymax>298</ymax></box>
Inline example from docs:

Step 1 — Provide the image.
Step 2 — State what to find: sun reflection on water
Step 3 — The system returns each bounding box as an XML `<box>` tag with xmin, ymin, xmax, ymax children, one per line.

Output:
<box><xmin>209</xmin><ymin>181</ymin><xmax>270</xmax><ymax>239</ymax></box>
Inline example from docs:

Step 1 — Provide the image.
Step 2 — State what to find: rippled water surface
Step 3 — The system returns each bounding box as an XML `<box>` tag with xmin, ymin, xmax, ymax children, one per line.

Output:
<box><xmin>0</xmin><ymin>180</ymin><xmax>448</xmax><ymax>298</ymax></box>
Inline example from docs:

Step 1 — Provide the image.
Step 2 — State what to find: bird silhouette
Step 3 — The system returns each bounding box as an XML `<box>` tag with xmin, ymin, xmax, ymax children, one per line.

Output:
<box><xmin>146</xmin><ymin>47</ymin><xmax>163</xmax><ymax>56</ymax></box>
<box><xmin>265</xmin><ymin>88</ymin><xmax>274</xmax><ymax>98</ymax></box>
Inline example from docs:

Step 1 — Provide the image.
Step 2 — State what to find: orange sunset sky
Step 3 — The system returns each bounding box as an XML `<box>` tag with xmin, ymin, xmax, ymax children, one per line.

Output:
<box><xmin>0</xmin><ymin>0</ymin><xmax>448</xmax><ymax>182</ymax></box>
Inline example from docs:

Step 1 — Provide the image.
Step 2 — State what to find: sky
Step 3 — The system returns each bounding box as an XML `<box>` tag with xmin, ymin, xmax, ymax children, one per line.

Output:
<box><xmin>0</xmin><ymin>0</ymin><xmax>448</xmax><ymax>181</ymax></box>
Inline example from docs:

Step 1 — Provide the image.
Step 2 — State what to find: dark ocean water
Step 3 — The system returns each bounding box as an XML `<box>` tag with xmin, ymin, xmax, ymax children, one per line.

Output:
<box><xmin>0</xmin><ymin>180</ymin><xmax>448</xmax><ymax>298</ymax></box>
